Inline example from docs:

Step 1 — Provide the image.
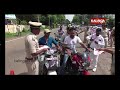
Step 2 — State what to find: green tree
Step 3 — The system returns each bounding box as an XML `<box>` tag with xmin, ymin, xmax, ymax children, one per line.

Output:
<box><xmin>72</xmin><ymin>15</ymin><xmax>80</xmax><ymax>24</ymax></box>
<box><xmin>16</xmin><ymin>14</ymin><xmax>39</xmax><ymax>24</ymax></box>
<box><xmin>20</xmin><ymin>20</ymin><xmax>27</xmax><ymax>25</ymax></box>
<box><xmin>50</xmin><ymin>15</ymin><xmax>57</xmax><ymax>28</ymax></box>
<box><xmin>106</xmin><ymin>17</ymin><xmax>115</xmax><ymax>29</ymax></box>
<box><xmin>39</xmin><ymin>15</ymin><xmax>48</xmax><ymax>25</ymax></box>
<box><xmin>56</xmin><ymin>14</ymin><xmax>65</xmax><ymax>24</ymax></box>
<box><xmin>64</xmin><ymin>19</ymin><xmax>70</xmax><ymax>25</ymax></box>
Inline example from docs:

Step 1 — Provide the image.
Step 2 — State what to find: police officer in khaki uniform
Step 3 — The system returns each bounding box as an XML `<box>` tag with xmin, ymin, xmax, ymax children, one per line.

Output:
<box><xmin>101</xmin><ymin>24</ymin><xmax>109</xmax><ymax>48</ymax></box>
<box><xmin>25</xmin><ymin>21</ymin><xmax>48</xmax><ymax>75</ymax></box>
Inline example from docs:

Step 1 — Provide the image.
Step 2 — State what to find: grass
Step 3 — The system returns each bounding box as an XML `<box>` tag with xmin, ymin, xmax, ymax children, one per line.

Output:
<box><xmin>5</xmin><ymin>29</ymin><xmax>30</xmax><ymax>39</ymax></box>
<box><xmin>5</xmin><ymin>25</ymin><xmax>56</xmax><ymax>39</ymax></box>
<box><xmin>5</xmin><ymin>33</ymin><xmax>17</xmax><ymax>38</ymax></box>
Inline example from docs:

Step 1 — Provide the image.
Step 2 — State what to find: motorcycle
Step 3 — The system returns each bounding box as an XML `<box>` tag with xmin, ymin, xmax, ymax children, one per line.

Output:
<box><xmin>42</xmin><ymin>47</ymin><xmax>60</xmax><ymax>75</ymax></box>
<box><xmin>60</xmin><ymin>44</ymin><xmax>91</xmax><ymax>75</ymax></box>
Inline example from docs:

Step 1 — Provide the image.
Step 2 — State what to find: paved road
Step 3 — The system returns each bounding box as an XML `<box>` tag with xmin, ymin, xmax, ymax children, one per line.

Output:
<box><xmin>5</xmin><ymin>26</ymin><xmax>112</xmax><ymax>75</ymax></box>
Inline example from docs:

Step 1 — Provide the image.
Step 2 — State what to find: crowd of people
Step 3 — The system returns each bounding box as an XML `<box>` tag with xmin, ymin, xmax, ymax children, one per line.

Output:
<box><xmin>24</xmin><ymin>21</ymin><xmax>115</xmax><ymax>75</ymax></box>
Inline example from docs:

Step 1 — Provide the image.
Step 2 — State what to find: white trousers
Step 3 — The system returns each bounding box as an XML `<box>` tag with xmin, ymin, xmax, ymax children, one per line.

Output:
<box><xmin>25</xmin><ymin>60</ymin><xmax>39</xmax><ymax>75</ymax></box>
<box><xmin>90</xmin><ymin>51</ymin><xmax>100</xmax><ymax>68</ymax></box>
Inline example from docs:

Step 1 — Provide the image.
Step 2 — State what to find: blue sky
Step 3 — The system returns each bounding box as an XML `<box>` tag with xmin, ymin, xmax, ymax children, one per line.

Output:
<box><xmin>65</xmin><ymin>14</ymin><xmax>74</xmax><ymax>22</ymax></box>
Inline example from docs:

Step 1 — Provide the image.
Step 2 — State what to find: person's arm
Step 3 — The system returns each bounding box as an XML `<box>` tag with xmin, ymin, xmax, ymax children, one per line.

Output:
<box><xmin>76</xmin><ymin>28</ymin><xmax>83</xmax><ymax>34</ymax></box>
<box><xmin>28</xmin><ymin>38</ymin><xmax>47</xmax><ymax>56</ymax></box>
<box><xmin>98</xmin><ymin>48</ymin><xmax>114</xmax><ymax>54</ymax></box>
<box><xmin>52</xmin><ymin>37</ymin><xmax>60</xmax><ymax>49</ymax></box>
<box><xmin>110</xmin><ymin>29</ymin><xmax>114</xmax><ymax>38</ymax></box>
<box><xmin>39</xmin><ymin>45</ymin><xmax>44</xmax><ymax>47</ymax></box>
<box><xmin>80</xmin><ymin>42</ymin><xmax>90</xmax><ymax>51</ymax></box>
<box><xmin>52</xmin><ymin>37</ymin><xmax>58</xmax><ymax>46</ymax></box>
<box><xmin>78</xmin><ymin>30</ymin><xmax>84</xmax><ymax>34</ymax></box>
<box><xmin>77</xmin><ymin>37</ymin><xmax>91</xmax><ymax>51</ymax></box>
<box><xmin>31</xmin><ymin>48</ymin><xmax>48</xmax><ymax>56</ymax></box>
<box><xmin>86</xmin><ymin>34</ymin><xmax>92</xmax><ymax>41</ymax></box>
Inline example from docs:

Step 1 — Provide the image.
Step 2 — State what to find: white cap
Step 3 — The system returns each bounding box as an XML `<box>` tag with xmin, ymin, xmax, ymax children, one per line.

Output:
<box><xmin>29</xmin><ymin>21</ymin><xmax>42</xmax><ymax>26</ymax></box>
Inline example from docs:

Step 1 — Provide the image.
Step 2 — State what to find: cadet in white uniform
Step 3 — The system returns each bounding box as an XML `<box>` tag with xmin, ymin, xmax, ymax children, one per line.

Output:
<box><xmin>25</xmin><ymin>21</ymin><xmax>48</xmax><ymax>75</ymax></box>
<box><xmin>86</xmin><ymin>28</ymin><xmax>105</xmax><ymax>72</ymax></box>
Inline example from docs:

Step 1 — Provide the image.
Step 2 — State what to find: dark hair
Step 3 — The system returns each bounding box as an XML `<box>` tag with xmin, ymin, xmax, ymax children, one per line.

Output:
<box><xmin>96</xmin><ymin>28</ymin><xmax>101</xmax><ymax>32</ymax></box>
<box><xmin>66</xmin><ymin>27</ymin><xmax>70</xmax><ymax>30</ymax></box>
<box><xmin>30</xmin><ymin>26</ymin><xmax>40</xmax><ymax>32</ymax></box>
<box><xmin>69</xmin><ymin>27</ymin><xmax>76</xmax><ymax>32</ymax></box>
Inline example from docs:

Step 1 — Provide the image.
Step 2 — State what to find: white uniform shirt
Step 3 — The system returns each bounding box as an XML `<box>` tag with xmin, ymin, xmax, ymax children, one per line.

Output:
<box><xmin>86</xmin><ymin>33</ymin><xmax>105</xmax><ymax>49</ymax></box>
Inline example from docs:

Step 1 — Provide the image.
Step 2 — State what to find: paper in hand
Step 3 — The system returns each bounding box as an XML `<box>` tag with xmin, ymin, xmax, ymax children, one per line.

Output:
<box><xmin>37</xmin><ymin>45</ymin><xmax>50</xmax><ymax>51</ymax></box>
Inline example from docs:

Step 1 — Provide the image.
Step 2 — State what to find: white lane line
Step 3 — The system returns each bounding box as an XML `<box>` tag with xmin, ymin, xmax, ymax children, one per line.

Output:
<box><xmin>5</xmin><ymin>36</ymin><xmax>25</xmax><ymax>43</ymax></box>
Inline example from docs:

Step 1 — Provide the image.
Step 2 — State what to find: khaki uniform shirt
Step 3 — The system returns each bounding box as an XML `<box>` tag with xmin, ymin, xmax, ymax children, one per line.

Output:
<box><xmin>101</xmin><ymin>28</ymin><xmax>109</xmax><ymax>38</ymax></box>
<box><xmin>25</xmin><ymin>33</ymin><xmax>40</xmax><ymax>58</ymax></box>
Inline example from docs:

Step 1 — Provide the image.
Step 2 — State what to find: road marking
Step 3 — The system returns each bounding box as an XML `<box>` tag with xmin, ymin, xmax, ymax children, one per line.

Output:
<box><xmin>5</xmin><ymin>36</ymin><xmax>25</xmax><ymax>43</ymax></box>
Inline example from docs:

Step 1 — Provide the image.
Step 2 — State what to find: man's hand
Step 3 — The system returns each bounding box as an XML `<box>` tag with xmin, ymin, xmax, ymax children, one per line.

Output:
<box><xmin>57</xmin><ymin>47</ymin><xmax>62</xmax><ymax>52</ymax></box>
<box><xmin>87</xmin><ymin>48</ymin><xmax>93</xmax><ymax>52</ymax></box>
<box><xmin>39</xmin><ymin>45</ymin><xmax>44</xmax><ymax>48</ymax></box>
<box><xmin>97</xmin><ymin>48</ymin><xmax>106</xmax><ymax>54</ymax></box>
<box><xmin>42</xmin><ymin>48</ymin><xmax>48</xmax><ymax>52</ymax></box>
<box><xmin>97</xmin><ymin>48</ymin><xmax>105</xmax><ymax>51</ymax></box>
